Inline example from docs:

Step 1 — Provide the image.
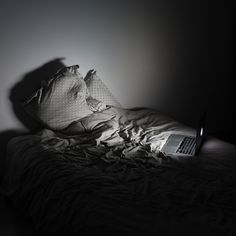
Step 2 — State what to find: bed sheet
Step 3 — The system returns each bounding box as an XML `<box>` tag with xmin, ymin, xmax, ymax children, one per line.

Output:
<box><xmin>2</xmin><ymin>108</ymin><xmax>236</xmax><ymax>236</ymax></box>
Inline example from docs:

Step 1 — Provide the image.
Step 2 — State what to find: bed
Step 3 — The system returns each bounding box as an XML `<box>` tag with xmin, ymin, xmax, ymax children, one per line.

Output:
<box><xmin>2</xmin><ymin>65</ymin><xmax>236</xmax><ymax>236</ymax></box>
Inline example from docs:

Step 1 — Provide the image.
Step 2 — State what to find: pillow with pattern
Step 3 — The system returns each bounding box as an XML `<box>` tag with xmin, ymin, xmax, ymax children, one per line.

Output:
<box><xmin>22</xmin><ymin>65</ymin><xmax>93</xmax><ymax>130</ymax></box>
<box><xmin>85</xmin><ymin>71</ymin><xmax>122</xmax><ymax>107</ymax></box>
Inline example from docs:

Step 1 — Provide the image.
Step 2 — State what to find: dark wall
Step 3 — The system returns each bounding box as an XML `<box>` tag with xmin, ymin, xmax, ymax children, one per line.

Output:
<box><xmin>150</xmin><ymin>0</ymin><xmax>235</xmax><ymax>136</ymax></box>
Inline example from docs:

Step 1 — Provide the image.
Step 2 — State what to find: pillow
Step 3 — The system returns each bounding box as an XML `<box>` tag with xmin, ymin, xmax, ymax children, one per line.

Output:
<box><xmin>23</xmin><ymin>65</ymin><xmax>93</xmax><ymax>130</ymax></box>
<box><xmin>85</xmin><ymin>72</ymin><xmax>122</xmax><ymax>107</ymax></box>
<box><xmin>86</xmin><ymin>96</ymin><xmax>107</xmax><ymax>112</ymax></box>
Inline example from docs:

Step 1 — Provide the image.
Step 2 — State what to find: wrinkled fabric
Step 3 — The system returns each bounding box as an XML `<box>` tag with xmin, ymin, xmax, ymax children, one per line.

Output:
<box><xmin>3</xmin><ymin>108</ymin><xmax>236</xmax><ymax>236</ymax></box>
<box><xmin>62</xmin><ymin>106</ymin><xmax>194</xmax><ymax>149</ymax></box>
<box><xmin>23</xmin><ymin>65</ymin><xmax>93</xmax><ymax>130</ymax></box>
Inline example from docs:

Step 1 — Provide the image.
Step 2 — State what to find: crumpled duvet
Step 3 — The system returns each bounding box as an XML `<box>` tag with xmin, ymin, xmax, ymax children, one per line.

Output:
<box><xmin>3</xmin><ymin>107</ymin><xmax>236</xmax><ymax>236</ymax></box>
<box><xmin>61</xmin><ymin>106</ymin><xmax>195</xmax><ymax>153</ymax></box>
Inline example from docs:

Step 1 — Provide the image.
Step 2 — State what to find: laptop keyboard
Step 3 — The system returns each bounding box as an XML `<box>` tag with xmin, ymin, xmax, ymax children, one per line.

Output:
<box><xmin>176</xmin><ymin>137</ymin><xmax>196</xmax><ymax>155</ymax></box>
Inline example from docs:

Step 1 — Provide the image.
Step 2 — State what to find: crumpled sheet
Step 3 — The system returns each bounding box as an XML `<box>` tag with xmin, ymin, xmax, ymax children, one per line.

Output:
<box><xmin>61</xmin><ymin>106</ymin><xmax>195</xmax><ymax>153</ymax></box>
<box><xmin>3</xmin><ymin>107</ymin><xmax>236</xmax><ymax>236</ymax></box>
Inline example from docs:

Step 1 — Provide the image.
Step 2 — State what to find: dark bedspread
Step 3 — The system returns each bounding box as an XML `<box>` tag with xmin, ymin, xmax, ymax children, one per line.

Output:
<box><xmin>2</xmin><ymin>108</ymin><xmax>236</xmax><ymax>236</ymax></box>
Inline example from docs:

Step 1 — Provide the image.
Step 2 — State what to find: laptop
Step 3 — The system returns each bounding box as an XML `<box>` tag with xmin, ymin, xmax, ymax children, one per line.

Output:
<box><xmin>161</xmin><ymin>112</ymin><xmax>207</xmax><ymax>157</ymax></box>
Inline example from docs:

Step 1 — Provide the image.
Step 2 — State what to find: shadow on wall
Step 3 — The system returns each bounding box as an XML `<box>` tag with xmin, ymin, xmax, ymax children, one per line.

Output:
<box><xmin>9</xmin><ymin>57</ymin><xmax>66</xmax><ymax>131</ymax></box>
<box><xmin>0</xmin><ymin>58</ymin><xmax>66</xmax><ymax>178</ymax></box>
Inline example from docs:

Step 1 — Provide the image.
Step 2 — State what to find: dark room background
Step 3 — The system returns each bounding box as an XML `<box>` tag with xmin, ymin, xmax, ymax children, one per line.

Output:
<box><xmin>0</xmin><ymin>0</ymin><xmax>235</xmax><ymax>141</ymax></box>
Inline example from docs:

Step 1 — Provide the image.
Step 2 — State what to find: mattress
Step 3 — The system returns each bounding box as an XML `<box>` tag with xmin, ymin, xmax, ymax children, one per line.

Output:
<box><xmin>2</xmin><ymin>107</ymin><xmax>236</xmax><ymax>236</ymax></box>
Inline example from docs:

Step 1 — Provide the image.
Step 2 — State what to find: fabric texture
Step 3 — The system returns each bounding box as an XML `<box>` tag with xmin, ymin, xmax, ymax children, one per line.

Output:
<box><xmin>22</xmin><ymin>65</ymin><xmax>93</xmax><ymax>130</ymax></box>
<box><xmin>3</xmin><ymin>107</ymin><xmax>236</xmax><ymax>236</ymax></box>
<box><xmin>85</xmin><ymin>73</ymin><xmax>122</xmax><ymax>107</ymax></box>
<box><xmin>86</xmin><ymin>96</ymin><xmax>107</xmax><ymax>112</ymax></box>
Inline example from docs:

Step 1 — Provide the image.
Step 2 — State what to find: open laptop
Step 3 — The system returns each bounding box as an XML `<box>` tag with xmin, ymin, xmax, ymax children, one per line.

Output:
<box><xmin>161</xmin><ymin>112</ymin><xmax>207</xmax><ymax>157</ymax></box>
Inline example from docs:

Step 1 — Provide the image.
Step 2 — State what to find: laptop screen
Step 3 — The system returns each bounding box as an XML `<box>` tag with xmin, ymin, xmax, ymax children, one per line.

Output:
<box><xmin>195</xmin><ymin>112</ymin><xmax>207</xmax><ymax>154</ymax></box>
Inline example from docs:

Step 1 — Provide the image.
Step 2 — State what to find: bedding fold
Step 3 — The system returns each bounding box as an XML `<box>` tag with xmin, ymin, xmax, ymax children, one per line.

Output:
<box><xmin>3</xmin><ymin>107</ymin><xmax>236</xmax><ymax>236</ymax></box>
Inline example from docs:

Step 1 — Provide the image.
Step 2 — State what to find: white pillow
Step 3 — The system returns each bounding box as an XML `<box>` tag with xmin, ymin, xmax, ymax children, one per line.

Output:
<box><xmin>85</xmin><ymin>73</ymin><xmax>122</xmax><ymax>107</ymax></box>
<box><xmin>23</xmin><ymin>65</ymin><xmax>93</xmax><ymax>130</ymax></box>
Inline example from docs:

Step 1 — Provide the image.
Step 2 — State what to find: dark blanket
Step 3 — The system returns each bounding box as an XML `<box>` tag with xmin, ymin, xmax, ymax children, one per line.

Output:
<box><xmin>2</xmin><ymin>108</ymin><xmax>236</xmax><ymax>236</ymax></box>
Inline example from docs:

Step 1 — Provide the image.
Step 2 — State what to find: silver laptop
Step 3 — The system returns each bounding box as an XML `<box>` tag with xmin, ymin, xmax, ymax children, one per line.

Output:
<box><xmin>161</xmin><ymin>113</ymin><xmax>206</xmax><ymax>157</ymax></box>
